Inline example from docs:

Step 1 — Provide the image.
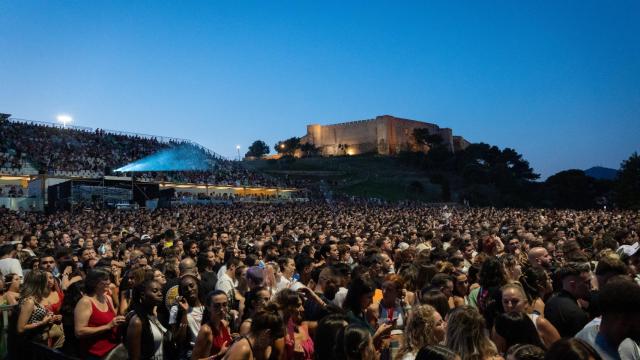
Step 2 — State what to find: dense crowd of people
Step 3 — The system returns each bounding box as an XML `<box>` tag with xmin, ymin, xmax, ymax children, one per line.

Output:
<box><xmin>0</xmin><ymin>185</ymin><xmax>24</xmax><ymax>198</ymax></box>
<box><xmin>0</xmin><ymin>202</ymin><xmax>638</xmax><ymax>360</ymax></box>
<box><xmin>0</xmin><ymin>121</ymin><xmax>291</xmax><ymax>188</ymax></box>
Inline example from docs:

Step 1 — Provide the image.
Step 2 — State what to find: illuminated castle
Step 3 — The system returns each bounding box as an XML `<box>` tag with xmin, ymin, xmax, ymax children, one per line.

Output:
<box><xmin>301</xmin><ymin>115</ymin><xmax>469</xmax><ymax>156</ymax></box>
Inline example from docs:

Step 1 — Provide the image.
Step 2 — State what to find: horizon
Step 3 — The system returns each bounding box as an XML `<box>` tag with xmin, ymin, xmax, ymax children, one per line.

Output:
<box><xmin>2</xmin><ymin>114</ymin><xmax>624</xmax><ymax>180</ymax></box>
<box><xmin>1</xmin><ymin>1</ymin><xmax>638</xmax><ymax>179</ymax></box>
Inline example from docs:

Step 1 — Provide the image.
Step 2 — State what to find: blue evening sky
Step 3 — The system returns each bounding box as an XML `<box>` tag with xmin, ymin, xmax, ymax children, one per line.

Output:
<box><xmin>1</xmin><ymin>1</ymin><xmax>638</xmax><ymax>178</ymax></box>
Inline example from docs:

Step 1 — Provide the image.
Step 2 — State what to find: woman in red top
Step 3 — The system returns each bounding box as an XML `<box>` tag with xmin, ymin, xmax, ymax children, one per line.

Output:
<box><xmin>273</xmin><ymin>289</ymin><xmax>315</xmax><ymax>360</ymax></box>
<box><xmin>44</xmin><ymin>271</ymin><xmax>65</xmax><ymax>348</ymax></box>
<box><xmin>191</xmin><ymin>290</ymin><xmax>233</xmax><ymax>360</ymax></box>
<box><xmin>74</xmin><ymin>268</ymin><xmax>126</xmax><ymax>359</ymax></box>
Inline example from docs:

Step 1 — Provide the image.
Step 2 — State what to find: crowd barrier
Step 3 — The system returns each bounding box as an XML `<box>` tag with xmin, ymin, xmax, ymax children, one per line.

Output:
<box><xmin>0</xmin><ymin>304</ymin><xmax>12</xmax><ymax>359</ymax></box>
<box><xmin>0</xmin><ymin>305</ymin><xmax>77</xmax><ymax>360</ymax></box>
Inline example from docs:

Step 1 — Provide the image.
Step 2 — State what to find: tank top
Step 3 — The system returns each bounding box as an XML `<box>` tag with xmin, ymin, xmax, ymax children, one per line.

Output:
<box><xmin>210</xmin><ymin>322</ymin><xmax>232</xmax><ymax>356</ymax></box>
<box><xmin>285</xmin><ymin>318</ymin><xmax>314</xmax><ymax>360</ymax></box>
<box><xmin>528</xmin><ymin>313</ymin><xmax>540</xmax><ymax>331</ymax></box>
<box><xmin>83</xmin><ymin>297</ymin><xmax>119</xmax><ymax>357</ymax></box>
<box><xmin>149</xmin><ymin>315</ymin><xmax>167</xmax><ymax>360</ymax></box>
<box><xmin>20</xmin><ymin>297</ymin><xmax>49</xmax><ymax>342</ymax></box>
<box><xmin>46</xmin><ymin>289</ymin><xmax>64</xmax><ymax>314</ymax></box>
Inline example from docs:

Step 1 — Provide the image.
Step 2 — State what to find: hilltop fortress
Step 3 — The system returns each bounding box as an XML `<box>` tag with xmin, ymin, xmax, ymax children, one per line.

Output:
<box><xmin>300</xmin><ymin>115</ymin><xmax>469</xmax><ymax>156</ymax></box>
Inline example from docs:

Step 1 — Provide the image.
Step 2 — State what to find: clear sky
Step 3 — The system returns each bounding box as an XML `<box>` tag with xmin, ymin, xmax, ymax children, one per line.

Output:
<box><xmin>1</xmin><ymin>1</ymin><xmax>638</xmax><ymax>178</ymax></box>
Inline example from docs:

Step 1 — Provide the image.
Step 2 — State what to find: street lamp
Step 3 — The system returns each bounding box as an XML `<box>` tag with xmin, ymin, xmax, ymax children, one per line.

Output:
<box><xmin>236</xmin><ymin>145</ymin><xmax>241</xmax><ymax>161</ymax></box>
<box><xmin>56</xmin><ymin>114</ymin><xmax>72</xmax><ymax>128</ymax></box>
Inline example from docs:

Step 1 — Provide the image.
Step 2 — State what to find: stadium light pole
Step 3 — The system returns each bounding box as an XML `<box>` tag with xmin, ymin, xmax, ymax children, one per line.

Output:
<box><xmin>56</xmin><ymin>114</ymin><xmax>72</xmax><ymax>128</ymax></box>
<box><xmin>236</xmin><ymin>145</ymin><xmax>241</xmax><ymax>161</ymax></box>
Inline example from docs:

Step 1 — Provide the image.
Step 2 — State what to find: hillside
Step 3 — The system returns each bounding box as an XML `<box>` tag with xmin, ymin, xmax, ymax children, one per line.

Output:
<box><xmin>243</xmin><ymin>155</ymin><xmax>444</xmax><ymax>201</ymax></box>
<box><xmin>585</xmin><ymin>166</ymin><xmax>618</xmax><ymax>180</ymax></box>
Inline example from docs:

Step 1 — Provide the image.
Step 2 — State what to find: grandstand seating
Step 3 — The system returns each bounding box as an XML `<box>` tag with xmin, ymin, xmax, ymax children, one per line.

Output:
<box><xmin>0</xmin><ymin>118</ymin><xmax>291</xmax><ymax>187</ymax></box>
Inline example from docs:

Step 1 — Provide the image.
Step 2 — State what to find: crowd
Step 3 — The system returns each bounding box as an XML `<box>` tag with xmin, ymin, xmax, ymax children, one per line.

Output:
<box><xmin>0</xmin><ymin>122</ymin><xmax>169</xmax><ymax>173</ymax></box>
<box><xmin>0</xmin><ymin>121</ymin><xmax>290</xmax><ymax>188</ymax></box>
<box><xmin>0</xmin><ymin>185</ymin><xmax>24</xmax><ymax>198</ymax></box>
<box><xmin>0</xmin><ymin>202</ymin><xmax>639</xmax><ymax>360</ymax></box>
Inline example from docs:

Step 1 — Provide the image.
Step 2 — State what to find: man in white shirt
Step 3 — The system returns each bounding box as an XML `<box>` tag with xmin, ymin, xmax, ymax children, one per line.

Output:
<box><xmin>215</xmin><ymin>257</ymin><xmax>240</xmax><ymax>303</ymax></box>
<box><xmin>21</xmin><ymin>234</ymin><xmax>38</xmax><ymax>257</ymax></box>
<box><xmin>0</xmin><ymin>244</ymin><xmax>23</xmax><ymax>280</ymax></box>
<box><xmin>275</xmin><ymin>257</ymin><xmax>296</xmax><ymax>293</ymax></box>
<box><xmin>578</xmin><ymin>277</ymin><xmax>640</xmax><ymax>360</ymax></box>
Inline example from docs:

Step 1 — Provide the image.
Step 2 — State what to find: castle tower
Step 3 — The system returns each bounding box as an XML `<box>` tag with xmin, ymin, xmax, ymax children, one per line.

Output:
<box><xmin>306</xmin><ymin>124</ymin><xmax>322</xmax><ymax>146</ymax></box>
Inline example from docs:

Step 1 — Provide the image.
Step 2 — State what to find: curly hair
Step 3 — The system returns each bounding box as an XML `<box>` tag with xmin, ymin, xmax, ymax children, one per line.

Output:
<box><xmin>396</xmin><ymin>304</ymin><xmax>441</xmax><ymax>359</ymax></box>
<box><xmin>478</xmin><ymin>257</ymin><xmax>507</xmax><ymax>289</ymax></box>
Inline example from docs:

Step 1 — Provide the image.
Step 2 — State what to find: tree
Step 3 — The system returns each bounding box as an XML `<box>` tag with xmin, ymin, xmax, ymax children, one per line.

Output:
<box><xmin>274</xmin><ymin>137</ymin><xmax>301</xmax><ymax>156</ymax></box>
<box><xmin>413</xmin><ymin>128</ymin><xmax>444</xmax><ymax>148</ymax></box>
<box><xmin>616</xmin><ymin>152</ymin><xmax>640</xmax><ymax>209</ymax></box>
<box><xmin>245</xmin><ymin>140</ymin><xmax>270</xmax><ymax>158</ymax></box>
<box><xmin>299</xmin><ymin>143</ymin><xmax>320</xmax><ymax>157</ymax></box>
<box><xmin>545</xmin><ymin>169</ymin><xmax>597</xmax><ymax>209</ymax></box>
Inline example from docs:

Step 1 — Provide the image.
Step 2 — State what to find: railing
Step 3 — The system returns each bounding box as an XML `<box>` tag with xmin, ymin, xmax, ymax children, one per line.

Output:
<box><xmin>0</xmin><ymin>304</ymin><xmax>78</xmax><ymax>360</ymax></box>
<box><xmin>0</xmin><ymin>304</ymin><xmax>13</xmax><ymax>359</ymax></box>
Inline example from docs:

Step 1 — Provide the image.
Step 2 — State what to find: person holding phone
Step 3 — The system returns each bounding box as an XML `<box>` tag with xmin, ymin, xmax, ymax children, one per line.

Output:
<box><xmin>74</xmin><ymin>268</ymin><xmax>126</xmax><ymax>359</ymax></box>
<box><xmin>170</xmin><ymin>274</ymin><xmax>205</xmax><ymax>360</ymax></box>
<box><xmin>191</xmin><ymin>290</ymin><xmax>232</xmax><ymax>360</ymax></box>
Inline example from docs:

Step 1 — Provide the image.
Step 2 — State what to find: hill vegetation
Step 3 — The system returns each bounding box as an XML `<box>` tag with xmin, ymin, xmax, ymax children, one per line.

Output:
<box><xmin>244</xmin><ymin>131</ymin><xmax>639</xmax><ymax>209</ymax></box>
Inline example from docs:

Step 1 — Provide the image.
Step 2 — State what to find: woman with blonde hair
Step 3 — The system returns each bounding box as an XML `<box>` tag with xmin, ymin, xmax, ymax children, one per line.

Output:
<box><xmin>8</xmin><ymin>270</ymin><xmax>62</xmax><ymax>360</ymax></box>
<box><xmin>498</xmin><ymin>283</ymin><xmax>559</xmax><ymax>349</ymax></box>
<box><xmin>446</xmin><ymin>306</ymin><xmax>502</xmax><ymax>360</ymax></box>
<box><xmin>395</xmin><ymin>304</ymin><xmax>447</xmax><ymax>360</ymax></box>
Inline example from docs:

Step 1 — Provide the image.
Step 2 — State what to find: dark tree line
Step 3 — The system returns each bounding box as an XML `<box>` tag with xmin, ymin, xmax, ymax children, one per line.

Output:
<box><xmin>406</xmin><ymin>128</ymin><xmax>639</xmax><ymax>209</ymax></box>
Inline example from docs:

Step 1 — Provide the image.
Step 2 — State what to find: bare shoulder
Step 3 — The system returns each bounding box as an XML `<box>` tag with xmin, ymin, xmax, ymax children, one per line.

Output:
<box><xmin>226</xmin><ymin>340</ymin><xmax>250</xmax><ymax>358</ymax></box>
<box><xmin>536</xmin><ymin>316</ymin><xmax>555</xmax><ymax>330</ymax></box>
<box><xmin>536</xmin><ymin>316</ymin><xmax>549</xmax><ymax>325</ymax></box>
<box><xmin>199</xmin><ymin>323</ymin><xmax>213</xmax><ymax>336</ymax></box>
<box><xmin>21</xmin><ymin>296</ymin><xmax>35</xmax><ymax>305</ymax></box>
<box><xmin>77</xmin><ymin>296</ymin><xmax>92</xmax><ymax>307</ymax></box>
<box><xmin>75</xmin><ymin>296</ymin><xmax>93</xmax><ymax>312</ymax></box>
<box><xmin>129</xmin><ymin>314</ymin><xmax>143</xmax><ymax>328</ymax></box>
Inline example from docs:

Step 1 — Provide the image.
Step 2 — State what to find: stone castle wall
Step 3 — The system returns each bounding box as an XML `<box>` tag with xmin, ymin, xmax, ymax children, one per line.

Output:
<box><xmin>302</xmin><ymin>115</ymin><xmax>466</xmax><ymax>156</ymax></box>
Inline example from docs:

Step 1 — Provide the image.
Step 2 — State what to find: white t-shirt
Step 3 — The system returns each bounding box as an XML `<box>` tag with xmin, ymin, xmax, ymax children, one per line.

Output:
<box><xmin>275</xmin><ymin>276</ymin><xmax>291</xmax><ymax>293</ymax></box>
<box><xmin>169</xmin><ymin>305</ymin><xmax>204</xmax><ymax>348</ymax></box>
<box><xmin>576</xmin><ymin>317</ymin><xmax>640</xmax><ymax>360</ymax></box>
<box><xmin>400</xmin><ymin>351</ymin><xmax>416</xmax><ymax>360</ymax></box>
<box><xmin>0</xmin><ymin>258</ymin><xmax>23</xmax><ymax>279</ymax></box>
<box><xmin>215</xmin><ymin>272</ymin><xmax>235</xmax><ymax>299</ymax></box>
<box><xmin>332</xmin><ymin>287</ymin><xmax>348</xmax><ymax>308</ymax></box>
<box><xmin>216</xmin><ymin>265</ymin><xmax>227</xmax><ymax>279</ymax></box>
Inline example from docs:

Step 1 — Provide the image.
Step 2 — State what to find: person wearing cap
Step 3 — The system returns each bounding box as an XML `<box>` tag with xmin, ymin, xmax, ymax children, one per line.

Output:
<box><xmin>617</xmin><ymin>242</ymin><xmax>640</xmax><ymax>284</ymax></box>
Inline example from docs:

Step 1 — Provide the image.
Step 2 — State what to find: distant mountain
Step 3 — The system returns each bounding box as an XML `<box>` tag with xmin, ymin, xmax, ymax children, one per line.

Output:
<box><xmin>584</xmin><ymin>166</ymin><xmax>618</xmax><ymax>180</ymax></box>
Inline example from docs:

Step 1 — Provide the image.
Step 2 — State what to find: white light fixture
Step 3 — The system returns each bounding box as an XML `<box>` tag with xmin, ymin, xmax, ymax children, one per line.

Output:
<box><xmin>56</xmin><ymin>114</ymin><xmax>73</xmax><ymax>128</ymax></box>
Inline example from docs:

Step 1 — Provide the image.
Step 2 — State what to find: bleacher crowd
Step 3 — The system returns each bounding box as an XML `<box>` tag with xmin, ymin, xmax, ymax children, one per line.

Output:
<box><xmin>0</xmin><ymin>203</ymin><xmax>638</xmax><ymax>360</ymax></box>
<box><xmin>0</xmin><ymin>121</ymin><xmax>291</xmax><ymax>188</ymax></box>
